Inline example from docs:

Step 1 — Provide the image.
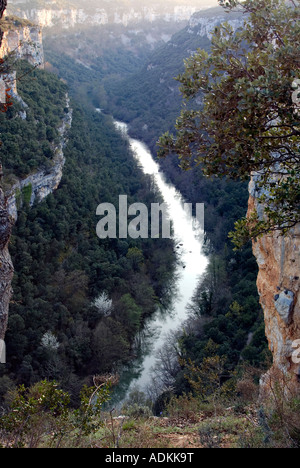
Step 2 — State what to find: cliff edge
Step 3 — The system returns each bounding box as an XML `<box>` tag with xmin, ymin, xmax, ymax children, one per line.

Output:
<box><xmin>0</xmin><ymin>7</ymin><xmax>71</xmax><ymax>340</ymax></box>
<box><xmin>0</xmin><ymin>0</ymin><xmax>13</xmax><ymax>342</ymax></box>
<box><xmin>248</xmin><ymin>177</ymin><xmax>300</xmax><ymax>387</ymax></box>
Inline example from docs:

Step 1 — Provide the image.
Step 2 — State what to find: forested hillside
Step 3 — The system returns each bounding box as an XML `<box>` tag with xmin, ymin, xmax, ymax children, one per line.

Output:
<box><xmin>43</xmin><ymin>6</ymin><xmax>271</xmax><ymax>404</ymax></box>
<box><xmin>103</xmin><ymin>7</ymin><xmax>242</xmax><ymax>152</ymax></box>
<box><xmin>0</xmin><ymin>62</ymin><xmax>175</xmax><ymax>403</ymax></box>
<box><xmin>95</xmin><ymin>11</ymin><xmax>271</xmax><ymax>398</ymax></box>
<box><xmin>1</xmin><ymin>61</ymin><xmax>68</xmax><ymax>181</ymax></box>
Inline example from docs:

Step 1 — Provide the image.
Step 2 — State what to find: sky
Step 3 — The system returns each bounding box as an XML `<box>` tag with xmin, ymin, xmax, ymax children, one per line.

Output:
<box><xmin>9</xmin><ymin>0</ymin><xmax>220</xmax><ymax>9</ymax></box>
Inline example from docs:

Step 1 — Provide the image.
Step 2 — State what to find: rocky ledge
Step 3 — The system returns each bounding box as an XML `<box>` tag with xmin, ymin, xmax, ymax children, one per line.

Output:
<box><xmin>248</xmin><ymin>177</ymin><xmax>300</xmax><ymax>385</ymax></box>
<box><xmin>6</xmin><ymin>95</ymin><xmax>72</xmax><ymax>221</ymax></box>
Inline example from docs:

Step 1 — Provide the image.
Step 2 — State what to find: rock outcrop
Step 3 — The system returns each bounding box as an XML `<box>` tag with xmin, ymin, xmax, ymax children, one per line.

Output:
<box><xmin>0</xmin><ymin>18</ymin><xmax>44</xmax><ymax>68</ymax></box>
<box><xmin>7</xmin><ymin>95</ymin><xmax>72</xmax><ymax>221</ymax></box>
<box><xmin>187</xmin><ymin>8</ymin><xmax>244</xmax><ymax>39</ymax></box>
<box><xmin>7</xmin><ymin>2</ymin><xmax>200</xmax><ymax>29</ymax></box>
<box><xmin>248</xmin><ymin>178</ymin><xmax>300</xmax><ymax>384</ymax></box>
<box><xmin>0</xmin><ymin>0</ymin><xmax>13</xmax><ymax>342</ymax></box>
<box><xmin>0</xmin><ymin>7</ymin><xmax>71</xmax><ymax>340</ymax></box>
<box><xmin>0</xmin><ymin>187</ymin><xmax>13</xmax><ymax>341</ymax></box>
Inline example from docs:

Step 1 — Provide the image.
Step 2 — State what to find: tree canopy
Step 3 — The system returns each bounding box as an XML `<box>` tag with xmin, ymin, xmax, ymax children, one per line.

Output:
<box><xmin>159</xmin><ymin>0</ymin><xmax>300</xmax><ymax>245</ymax></box>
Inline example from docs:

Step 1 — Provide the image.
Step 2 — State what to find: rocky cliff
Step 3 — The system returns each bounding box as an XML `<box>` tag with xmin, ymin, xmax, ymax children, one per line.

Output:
<box><xmin>0</xmin><ymin>9</ymin><xmax>71</xmax><ymax>341</ymax></box>
<box><xmin>248</xmin><ymin>178</ymin><xmax>300</xmax><ymax>385</ymax></box>
<box><xmin>7</xmin><ymin>94</ymin><xmax>72</xmax><ymax>221</ymax></box>
<box><xmin>187</xmin><ymin>8</ymin><xmax>244</xmax><ymax>39</ymax></box>
<box><xmin>0</xmin><ymin>0</ymin><xmax>13</xmax><ymax>342</ymax></box>
<box><xmin>0</xmin><ymin>16</ymin><xmax>44</xmax><ymax>106</ymax></box>
<box><xmin>0</xmin><ymin>18</ymin><xmax>44</xmax><ymax>67</ymax></box>
<box><xmin>7</xmin><ymin>1</ymin><xmax>206</xmax><ymax>29</ymax></box>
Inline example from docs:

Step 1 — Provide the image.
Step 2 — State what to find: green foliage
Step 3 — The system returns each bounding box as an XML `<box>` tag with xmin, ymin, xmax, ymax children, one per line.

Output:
<box><xmin>1</xmin><ymin>64</ymin><xmax>175</xmax><ymax>402</ymax></box>
<box><xmin>55</xmin><ymin>4</ymin><xmax>271</xmax><ymax>400</ymax></box>
<box><xmin>159</xmin><ymin>0</ymin><xmax>300</xmax><ymax>242</ymax></box>
<box><xmin>0</xmin><ymin>378</ymin><xmax>112</xmax><ymax>448</ymax></box>
<box><xmin>21</xmin><ymin>183</ymin><xmax>32</xmax><ymax>205</ymax></box>
<box><xmin>1</xmin><ymin>61</ymin><xmax>68</xmax><ymax>180</ymax></box>
<box><xmin>0</xmin><ymin>380</ymin><xmax>70</xmax><ymax>448</ymax></box>
<box><xmin>0</xmin><ymin>15</ymin><xmax>35</xmax><ymax>32</ymax></box>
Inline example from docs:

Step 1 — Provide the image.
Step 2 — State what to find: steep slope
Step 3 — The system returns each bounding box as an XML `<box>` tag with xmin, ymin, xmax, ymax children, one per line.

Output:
<box><xmin>0</xmin><ymin>12</ymin><xmax>70</xmax><ymax>342</ymax></box>
<box><xmin>0</xmin><ymin>0</ymin><xmax>13</xmax><ymax>342</ymax></box>
<box><xmin>105</xmin><ymin>7</ymin><xmax>244</xmax><ymax>152</ymax></box>
<box><xmin>1</xmin><ymin>60</ymin><xmax>72</xmax><ymax>221</ymax></box>
<box><xmin>248</xmin><ymin>180</ymin><xmax>300</xmax><ymax>385</ymax></box>
<box><xmin>0</xmin><ymin>188</ymin><xmax>13</xmax><ymax>342</ymax></box>
<box><xmin>0</xmin><ymin>15</ymin><xmax>44</xmax><ymax>67</ymax></box>
<box><xmin>7</xmin><ymin>0</ymin><xmax>218</xmax><ymax>28</ymax></box>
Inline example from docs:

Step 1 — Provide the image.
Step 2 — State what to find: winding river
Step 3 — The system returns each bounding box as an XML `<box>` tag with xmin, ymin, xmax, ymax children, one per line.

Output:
<box><xmin>111</xmin><ymin>120</ymin><xmax>208</xmax><ymax>405</ymax></box>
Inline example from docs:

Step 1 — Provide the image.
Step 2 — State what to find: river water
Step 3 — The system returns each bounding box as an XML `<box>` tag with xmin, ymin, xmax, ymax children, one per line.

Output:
<box><xmin>111</xmin><ymin>120</ymin><xmax>208</xmax><ymax>405</ymax></box>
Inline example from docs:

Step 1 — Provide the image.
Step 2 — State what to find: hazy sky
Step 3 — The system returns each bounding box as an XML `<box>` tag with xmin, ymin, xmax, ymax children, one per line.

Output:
<box><xmin>198</xmin><ymin>0</ymin><xmax>220</xmax><ymax>6</ymax></box>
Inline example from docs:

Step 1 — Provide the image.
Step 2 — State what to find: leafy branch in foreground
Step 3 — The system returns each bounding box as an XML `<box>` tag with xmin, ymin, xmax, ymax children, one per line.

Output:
<box><xmin>0</xmin><ymin>377</ymin><xmax>114</xmax><ymax>448</ymax></box>
<box><xmin>158</xmin><ymin>0</ymin><xmax>300</xmax><ymax>246</ymax></box>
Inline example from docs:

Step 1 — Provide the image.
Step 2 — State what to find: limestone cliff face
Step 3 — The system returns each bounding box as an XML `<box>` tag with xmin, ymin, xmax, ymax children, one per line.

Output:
<box><xmin>248</xmin><ymin>178</ymin><xmax>300</xmax><ymax>382</ymax></box>
<box><xmin>187</xmin><ymin>9</ymin><xmax>243</xmax><ymax>39</ymax></box>
<box><xmin>0</xmin><ymin>22</ymin><xmax>44</xmax><ymax>68</ymax></box>
<box><xmin>0</xmin><ymin>10</ymin><xmax>71</xmax><ymax>340</ymax></box>
<box><xmin>0</xmin><ymin>0</ymin><xmax>13</xmax><ymax>342</ymax></box>
<box><xmin>0</xmin><ymin>187</ymin><xmax>13</xmax><ymax>341</ymax></box>
<box><xmin>7</xmin><ymin>95</ymin><xmax>72</xmax><ymax>221</ymax></box>
<box><xmin>8</xmin><ymin>4</ymin><xmax>199</xmax><ymax>29</ymax></box>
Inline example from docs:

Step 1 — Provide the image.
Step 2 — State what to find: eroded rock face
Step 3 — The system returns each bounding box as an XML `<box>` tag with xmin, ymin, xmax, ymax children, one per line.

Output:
<box><xmin>7</xmin><ymin>95</ymin><xmax>73</xmax><ymax>221</ymax></box>
<box><xmin>248</xmin><ymin>183</ymin><xmax>300</xmax><ymax>382</ymax></box>
<box><xmin>0</xmin><ymin>0</ymin><xmax>13</xmax><ymax>341</ymax></box>
<box><xmin>0</xmin><ymin>25</ymin><xmax>44</xmax><ymax>68</ymax></box>
<box><xmin>8</xmin><ymin>4</ymin><xmax>199</xmax><ymax>29</ymax></box>
<box><xmin>0</xmin><ymin>187</ymin><xmax>13</xmax><ymax>341</ymax></box>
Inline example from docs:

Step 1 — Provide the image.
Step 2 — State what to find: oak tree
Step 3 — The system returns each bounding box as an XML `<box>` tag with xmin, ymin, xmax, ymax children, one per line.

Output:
<box><xmin>159</xmin><ymin>0</ymin><xmax>300</xmax><ymax>245</ymax></box>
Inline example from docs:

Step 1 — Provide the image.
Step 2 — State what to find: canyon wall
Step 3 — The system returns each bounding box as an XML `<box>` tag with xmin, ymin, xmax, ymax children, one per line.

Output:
<box><xmin>0</xmin><ymin>22</ymin><xmax>44</xmax><ymax>67</ymax></box>
<box><xmin>7</xmin><ymin>4</ymin><xmax>199</xmax><ymax>29</ymax></box>
<box><xmin>6</xmin><ymin>95</ymin><xmax>72</xmax><ymax>221</ymax></box>
<box><xmin>0</xmin><ymin>0</ymin><xmax>13</xmax><ymax>342</ymax></box>
<box><xmin>187</xmin><ymin>9</ymin><xmax>243</xmax><ymax>39</ymax></box>
<box><xmin>248</xmin><ymin>178</ymin><xmax>300</xmax><ymax>385</ymax></box>
<box><xmin>0</xmin><ymin>10</ymin><xmax>71</xmax><ymax>340</ymax></box>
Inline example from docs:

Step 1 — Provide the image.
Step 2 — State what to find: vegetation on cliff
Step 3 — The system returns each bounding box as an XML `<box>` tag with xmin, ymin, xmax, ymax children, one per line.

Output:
<box><xmin>1</xmin><ymin>61</ymin><xmax>68</xmax><ymax>183</ymax></box>
<box><xmin>159</xmin><ymin>0</ymin><xmax>300</xmax><ymax>244</ymax></box>
<box><xmin>0</xmin><ymin>0</ymin><xmax>299</xmax><ymax>450</ymax></box>
<box><xmin>0</xmin><ymin>15</ymin><xmax>35</xmax><ymax>32</ymax></box>
<box><xmin>0</xmin><ymin>62</ymin><xmax>175</xmax><ymax>404</ymax></box>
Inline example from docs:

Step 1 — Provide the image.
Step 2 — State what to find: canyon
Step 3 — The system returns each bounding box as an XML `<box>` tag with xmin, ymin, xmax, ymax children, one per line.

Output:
<box><xmin>7</xmin><ymin>0</ymin><xmax>215</xmax><ymax>29</ymax></box>
<box><xmin>0</xmin><ymin>0</ymin><xmax>13</xmax><ymax>342</ymax></box>
<box><xmin>0</xmin><ymin>1</ymin><xmax>299</xmax><ymax>395</ymax></box>
<box><xmin>6</xmin><ymin>94</ymin><xmax>72</xmax><ymax>221</ymax></box>
<box><xmin>0</xmin><ymin>11</ymin><xmax>72</xmax><ymax>340</ymax></box>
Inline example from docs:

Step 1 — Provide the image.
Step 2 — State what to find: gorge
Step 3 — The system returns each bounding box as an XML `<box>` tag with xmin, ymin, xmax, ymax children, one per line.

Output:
<box><xmin>0</xmin><ymin>0</ymin><xmax>299</xmax><ymax>448</ymax></box>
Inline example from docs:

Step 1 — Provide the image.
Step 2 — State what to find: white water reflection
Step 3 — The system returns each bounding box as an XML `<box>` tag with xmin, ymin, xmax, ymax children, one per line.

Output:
<box><xmin>113</xmin><ymin>120</ymin><xmax>208</xmax><ymax>400</ymax></box>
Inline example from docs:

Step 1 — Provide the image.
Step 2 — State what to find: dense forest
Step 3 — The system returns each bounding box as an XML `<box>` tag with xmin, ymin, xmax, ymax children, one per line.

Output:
<box><xmin>1</xmin><ymin>61</ymin><xmax>68</xmax><ymax>180</ymax></box>
<box><xmin>0</xmin><ymin>0</ymin><xmax>299</xmax><ymax>449</ymax></box>
<box><xmin>0</xmin><ymin>61</ymin><xmax>175</xmax><ymax>404</ymax></box>
<box><xmin>41</xmin><ymin>10</ymin><xmax>272</xmax><ymax>405</ymax></box>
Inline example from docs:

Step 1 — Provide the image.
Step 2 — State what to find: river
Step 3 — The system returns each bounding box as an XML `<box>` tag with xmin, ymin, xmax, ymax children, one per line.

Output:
<box><xmin>110</xmin><ymin>120</ymin><xmax>208</xmax><ymax>406</ymax></box>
